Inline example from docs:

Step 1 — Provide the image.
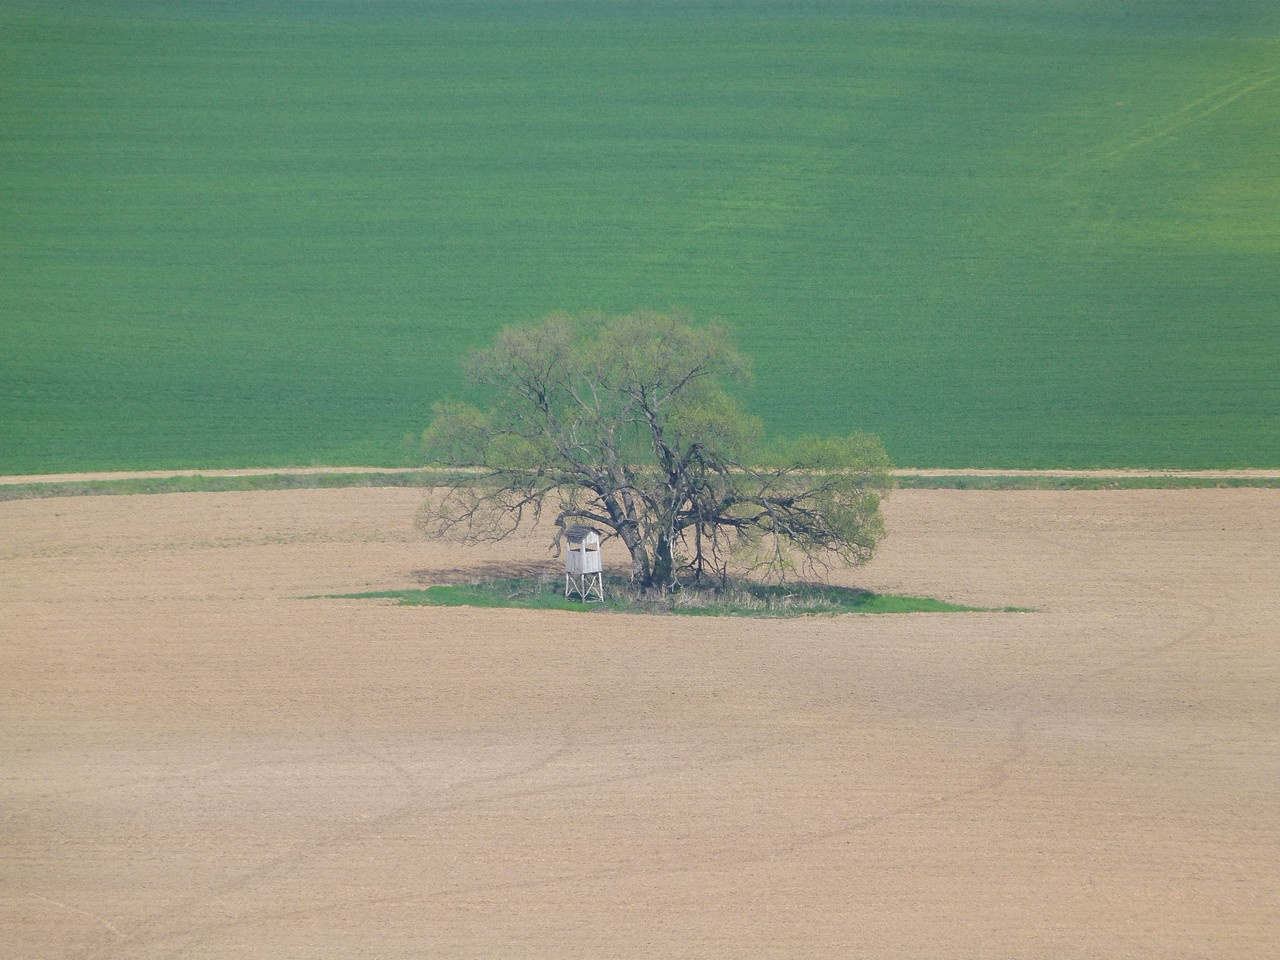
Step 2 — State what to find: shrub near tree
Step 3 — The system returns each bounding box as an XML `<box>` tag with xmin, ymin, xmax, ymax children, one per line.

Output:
<box><xmin>419</xmin><ymin>309</ymin><xmax>892</xmax><ymax>594</ymax></box>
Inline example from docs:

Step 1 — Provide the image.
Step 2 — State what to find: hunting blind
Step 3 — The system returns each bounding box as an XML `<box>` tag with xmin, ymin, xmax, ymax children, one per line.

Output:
<box><xmin>564</xmin><ymin>525</ymin><xmax>604</xmax><ymax>602</ymax></box>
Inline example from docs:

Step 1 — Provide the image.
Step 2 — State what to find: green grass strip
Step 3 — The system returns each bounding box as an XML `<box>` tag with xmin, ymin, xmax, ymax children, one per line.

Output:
<box><xmin>325</xmin><ymin>578</ymin><xmax>1028</xmax><ymax>618</ymax></box>
<box><xmin>0</xmin><ymin>470</ymin><xmax>453</xmax><ymax>501</ymax></box>
<box><xmin>3</xmin><ymin>470</ymin><xmax>1277</xmax><ymax>502</ymax></box>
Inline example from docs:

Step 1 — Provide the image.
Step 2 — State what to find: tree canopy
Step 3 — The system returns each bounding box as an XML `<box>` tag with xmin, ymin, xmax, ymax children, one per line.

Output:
<box><xmin>419</xmin><ymin>309</ymin><xmax>891</xmax><ymax>593</ymax></box>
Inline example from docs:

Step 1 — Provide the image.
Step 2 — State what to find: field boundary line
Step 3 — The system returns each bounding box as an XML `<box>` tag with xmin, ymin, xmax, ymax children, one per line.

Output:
<box><xmin>894</xmin><ymin>468</ymin><xmax>1280</xmax><ymax>479</ymax></box>
<box><xmin>3</xmin><ymin>466</ymin><xmax>1280</xmax><ymax>491</ymax></box>
<box><xmin>0</xmin><ymin>466</ymin><xmax>426</xmax><ymax>485</ymax></box>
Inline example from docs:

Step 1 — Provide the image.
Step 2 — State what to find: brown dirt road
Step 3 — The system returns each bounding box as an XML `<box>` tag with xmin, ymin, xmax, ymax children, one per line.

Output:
<box><xmin>2</xmin><ymin>487</ymin><xmax>1277</xmax><ymax>958</ymax></box>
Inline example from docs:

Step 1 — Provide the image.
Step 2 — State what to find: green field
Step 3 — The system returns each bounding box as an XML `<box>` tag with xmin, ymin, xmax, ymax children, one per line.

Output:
<box><xmin>3</xmin><ymin>0</ymin><xmax>1277</xmax><ymax>472</ymax></box>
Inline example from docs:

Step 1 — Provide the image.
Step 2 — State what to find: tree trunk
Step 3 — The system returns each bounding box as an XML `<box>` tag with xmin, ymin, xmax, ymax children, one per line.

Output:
<box><xmin>601</xmin><ymin>491</ymin><xmax>658</xmax><ymax>592</ymax></box>
<box><xmin>650</xmin><ymin>531</ymin><xmax>675</xmax><ymax>594</ymax></box>
<box><xmin>613</xmin><ymin>520</ymin><xmax>652</xmax><ymax>590</ymax></box>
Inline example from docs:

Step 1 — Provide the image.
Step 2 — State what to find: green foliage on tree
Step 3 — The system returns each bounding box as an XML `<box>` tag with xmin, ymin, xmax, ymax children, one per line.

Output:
<box><xmin>419</xmin><ymin>310</ymin><xmax>891</xmax><ymax>593</ymax></box>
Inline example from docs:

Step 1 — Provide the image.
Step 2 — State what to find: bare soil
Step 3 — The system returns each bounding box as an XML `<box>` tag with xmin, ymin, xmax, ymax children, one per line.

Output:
<box><xmin>2</xmin><ymin>487</ymin><xmax>1277</xmax><ymax>959</ymax></box>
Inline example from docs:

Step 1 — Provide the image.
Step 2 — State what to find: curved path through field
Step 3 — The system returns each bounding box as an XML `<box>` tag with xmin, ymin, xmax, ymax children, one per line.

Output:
<box><xmin>3</xmin><ymin>485</ymin><xmax>1278</xmax><ymax>957</ymax></box>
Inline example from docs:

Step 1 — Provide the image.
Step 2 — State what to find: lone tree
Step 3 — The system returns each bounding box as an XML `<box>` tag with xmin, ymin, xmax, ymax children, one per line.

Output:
<box><xmin>419</xmin><ymin>309</ymin><xmax>891</xmax><ymax>594</ymax></box>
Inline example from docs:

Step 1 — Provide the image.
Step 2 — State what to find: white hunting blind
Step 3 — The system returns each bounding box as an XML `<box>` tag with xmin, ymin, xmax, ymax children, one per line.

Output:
<box><xmin>563</xmin><ymin>525</ymin><xmax>604</xmax><ymax>602</ymax></box>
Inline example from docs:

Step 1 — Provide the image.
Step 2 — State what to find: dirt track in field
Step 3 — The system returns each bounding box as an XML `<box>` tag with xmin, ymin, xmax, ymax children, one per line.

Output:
<box><xmin>4</xmin><ymin>466</ymin><xmax>1280</xmax><ymax>485</ymax></box>
<box><xmin>3</xmin><ymin>487</ymin><xmax>1277</xmax><ymax>958</ymax></box>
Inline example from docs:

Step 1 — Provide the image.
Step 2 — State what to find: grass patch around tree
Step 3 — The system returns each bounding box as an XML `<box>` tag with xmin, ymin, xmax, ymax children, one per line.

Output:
<box><xmin>324</xmin><ymin>576</ymin><xmax>1029</xmax><ymax>618</ymax></box>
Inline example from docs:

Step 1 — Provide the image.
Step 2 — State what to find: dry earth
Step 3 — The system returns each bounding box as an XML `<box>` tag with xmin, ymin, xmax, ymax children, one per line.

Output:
<box><xmin>2</xmin><ymin>487</ymin><xmax>1277</xmax><ymax>959</ymax></box>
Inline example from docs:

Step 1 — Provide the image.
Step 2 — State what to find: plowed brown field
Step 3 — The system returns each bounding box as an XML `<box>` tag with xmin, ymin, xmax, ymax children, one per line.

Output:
<box><xmin>3</xmin><ymin>488</ymin><xmax>1278</xmax><ymax>958</ymax></box>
